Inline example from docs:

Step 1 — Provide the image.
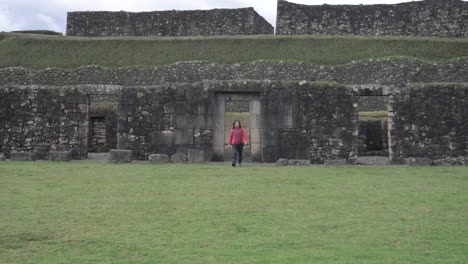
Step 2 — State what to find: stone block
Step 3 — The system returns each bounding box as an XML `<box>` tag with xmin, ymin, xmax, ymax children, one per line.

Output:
<box><xmin>187</xmin><ymin>149</ymin><xmax>205</xmax><ymax>163</ymax></box>
<box><xmin>407</xmin><ymin>158</ymin><xmax>432</xmax><ymax>166</ymax></box>
<box><xmin>109</xmin><ymin>149</ymin><xmax>133</xmax><ymax>163</ymax></box>
<box><xmin>11</xmin><ymin>151</ymin><xmax>36</xmax><ymax>161</ymax></box>
<box><xmin>457</xmin><ymin>156</ymin><xmax>468</xmax><ymax>166</ymax></box>
<box><xmin>276</xmin><ymin>158</ymin><xmax>289</xmax><ymax>166</ymax></box>
<box><xmin>356</xmin><ymin>156</ymin><xmax>391</xmax><ymax>165</ymax></box>
<box><xmin>49</xmin><ymin>151</ymin><xmax>72</xmax><ymax>161</ymax></box>
<box><xmin>149</xmin><ymin>154</ymin><xmax>170</xmax><ymax>163</ymax></box>
<box><xmin>69</xmin><ymin>148</ymin><xmax>84</xmax><ymax>160</ymax></box>
<box><xmin>171</xmin><ymin>152</ymin><xmax>187</xmax><ymax>163</ymax></box>
<box><xmin>151</xmin><ymin>131</ymin><xmax>174</xmax><ymax>145</ymax></box>
<box><xmin>433</xmin><ymin>157</ymin><xmax>458</xmax><ymax>166</ymax></box>
<box><xmin>250</xmin><ymin>128</ymin><xmax>262</xmax><ymax>144</ymax></box>
<box><xmin>324</xmin><ymin>159</ymin><xmax>348</xmax><ymax>166</ymax></box>
<box><xmin>288</xmin><ymin>159</ymin><xmax>311</xmax><ymax>166</ymax></box>
<box><xmin>174</xmin><ymin>129</ymin><xmax>194</xmax><ymax>145</ymax></box>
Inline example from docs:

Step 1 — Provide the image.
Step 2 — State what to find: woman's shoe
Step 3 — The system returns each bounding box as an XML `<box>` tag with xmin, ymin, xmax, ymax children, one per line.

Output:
<box><xmin>232</xmin><ymin>163</ymin><xmax>236</xmax><ymax>167</ymax></box>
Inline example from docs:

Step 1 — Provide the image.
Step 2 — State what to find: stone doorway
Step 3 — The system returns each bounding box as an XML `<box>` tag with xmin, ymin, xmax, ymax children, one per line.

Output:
<box><xmin>213</xmin><ymin>93</ymin><xmax>262</xmax><ymax>162</ymax></box>
<box><xmin>357</xmin><ymin>96</ymin><xmax>390</xmax><ymax>158</ymax></box>
<box><xmin>89</xmin><ymin>117</ymin><xmax>107</xmax><ymax>153</ymax></box>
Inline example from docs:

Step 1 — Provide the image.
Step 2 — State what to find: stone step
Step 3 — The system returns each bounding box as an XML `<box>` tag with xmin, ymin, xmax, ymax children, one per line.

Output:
<box><xmin>355</xmin><ymin>156</ymin><xmax>391</xmax><ymax>165</ymax></box>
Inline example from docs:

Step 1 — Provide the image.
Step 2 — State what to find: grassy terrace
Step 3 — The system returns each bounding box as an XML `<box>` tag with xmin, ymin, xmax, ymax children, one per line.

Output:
<box><xmin>1</xmin><ymin>33</ymin><xmax>467</xmax><ymax>68</ymax></box>
<box><xmin>1</xmin><ymin>162</ymin><xmax>467</xmax><ymax>263</ymax></box>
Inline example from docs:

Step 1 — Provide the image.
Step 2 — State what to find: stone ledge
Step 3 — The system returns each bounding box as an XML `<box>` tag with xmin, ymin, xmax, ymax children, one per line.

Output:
<box><xmin>276</xmin><ymin>158</ymin><xmax>289</xmax><ymax>166</ymax></box>
<box><xmin>352</xmin><ymin>156</ymin><xmax>391</xmax><ymax>165</ymax></box>
<box><xmin>407</xmin><ymin>158</ymin><xmax>433</xmax><ymax>166</ymax></box>
<box><xmin>49</xmin><ymin>151</ymin><xmax>72</xmax><ymax>162</ymax></box>
<box><xmin>324</xmin><ymin>159</ymin><xmax>348</xmax><ymax>166</ymax></box>
<box><xmin>149</xmin><ymin>154</ymin><xmax>170</xmax><ymax>163</ymax></box>
<box><xmin>171</xmin><ymin>152</ymin><xmax>187</xmax><ymax>163</ymax></box>
<box><xmin>187</xmin><ymin>149</ymin><xmax>206</xmax><ymax>163</ymax></box>
<box><xmin>10</xmin><ymin>152</ymin><xmax>36</xmax><ymax>161</ymax></box>
<box><xmin>109</xmin><ymin>150</ymin><xmax>133</xmax><ymax>163</ymax></box>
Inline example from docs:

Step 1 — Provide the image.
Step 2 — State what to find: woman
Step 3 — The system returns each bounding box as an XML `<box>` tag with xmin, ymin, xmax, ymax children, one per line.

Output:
<box><xmin>228</xmin><ymin>120</ymin><xmax>247</xmax><ymax>167</ymax></box>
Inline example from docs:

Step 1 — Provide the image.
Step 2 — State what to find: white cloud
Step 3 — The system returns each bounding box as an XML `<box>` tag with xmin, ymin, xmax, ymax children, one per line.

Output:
<box><xmin>35</xmin><ymin>13</ymin><xmax>61</xmax><ymax>32</ymax></box>
<box><xmin>0</xmin><ymin>4</ymin><xmax>26</xmax><ymax>31</ymax></box>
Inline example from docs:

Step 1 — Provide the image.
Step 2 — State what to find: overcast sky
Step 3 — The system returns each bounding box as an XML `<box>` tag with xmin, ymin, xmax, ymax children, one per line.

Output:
<box><xmin>0</xmin><ymin>0</ymin><xmax>425</xmax><ymax>33</ymax></box>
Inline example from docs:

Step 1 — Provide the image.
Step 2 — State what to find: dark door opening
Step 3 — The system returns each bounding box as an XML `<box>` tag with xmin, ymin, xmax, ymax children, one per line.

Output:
<box><xmin>358</xmin><ymin>96</ymin><xmax>389</xmax><ymax>157</ymax></box>
<box><xmin>89</xmin><ymin>117</ymin><xmax>107</xmax><ymax>153</ymax></box>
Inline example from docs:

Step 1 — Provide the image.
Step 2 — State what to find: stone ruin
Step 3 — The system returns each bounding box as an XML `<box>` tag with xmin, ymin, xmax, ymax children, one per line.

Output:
<box><xmin>0</xmin><ymin>0</ymin><xmax>467</xmax><ymax>165</ymax></box>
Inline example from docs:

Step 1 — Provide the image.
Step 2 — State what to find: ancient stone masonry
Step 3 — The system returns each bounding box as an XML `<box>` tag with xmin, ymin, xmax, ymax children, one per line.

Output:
<box><xmin>67</xmin><ymin>8</ymin><xmax>273</xmax><ymax>37</ymax></box>
<box><xmin>277</xmin><ymin>0</ymin><xmax>468</xmax><ymax>37</ymax></box>
<box><xmin>390</xmin><ymin>83</ymin><xmax>468</xmax><ymax>160</ymax></box>
<box><xmin>116</xmin><ymin>83</ymin><xmax>213</xmax><ymax>160</ymax></box>
<box><xmin>2</xmin><ymin>58</ymin><xmax>468</xmax><ymax>87</ymax></box>
<box><xmin>116</xmin><ymin>80</ymin><xmax>359</xmax><ymax>163</ymax></box>
<box><xmin>0</xmin><ymin>0</ymin><xmax>467</xmax><ymax>164</ymax></box>
<box><xmin>0</xmin><ymin>86</ymin><xmax>89</xmax><ymax>159</ymax></box>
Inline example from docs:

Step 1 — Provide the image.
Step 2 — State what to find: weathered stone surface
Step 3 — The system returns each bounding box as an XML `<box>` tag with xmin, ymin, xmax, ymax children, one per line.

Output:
<box><xmin>10</xmin><ymin>151</ymin><xmax>36</xmax><ymax>161</ymax></box>
<box><xmin>433</xmin><ymin>157</ymin><xmax>459</xmax><ymax>166</ymax></box>
<box><xmin>392</xmin><ymin>84</ymin><xmax>467</xmax><ymax>160</ymax></box>
<box><xmin>355</xmin><ymin>156</ymin><xmax>391</xmax><ymax>165</ymax></box>
<box><xmin>277</xmin><ymin>0</ymin><xmax>468</xmax><ymax>38</ymax></box>
<box><xmin>109</xmin><ymin>149</ymin><xmax>132</xmax><ymax>163</ymax></box>
<box><xmin>149</xmin><ymin>154</ymin><xmax>170</xmax><ymax>163</ymax></box>
<box><xmin>49</xmin><ymin>151</ymin><xmax>72</xmax><ymax>161</ymax></box>
<box><xmin>288</xmin><ymin>159</ymin><xmax>311</xmax><ymax>166</ymax></box>
<box><xmin>0</xmin><ymin>86</ymin><xmax>89</xmax><ymax>159</ymax></box>
<box><xmin>1</xmin><ymin>78</ymin><xmax>467</xmax><ymax>164</ymax></box>
<box><xmin>67</xmin><ymin>8</ymin><xmax>273</xmax><ymax>37</ymax></box>
<box><xmin>276</xmin><ymin>158</ymin><xmax>289</xmax><ymax>166</ymax></box>
<box><xmin>2</xmin><ymin>58</ymin><xmax>468</xmax><ymax>87</ymax></box>
<box><xmin>457</xmin><ymin>156</ymin><xmax>468</xmax><ymax>165</ymax></box>
<box><xmin>187</xmin><ymin>149</ymin><xmax>205</xmax><ymax>163</ymax></box>
<box><xmin>171</xmin><ymin>152</ymin><xmax>187</xmax><ymax>163</ymax></box>
<box><xmin>324</xmin><ymin>159</ymin><xmax>348</xmax><ymax>166</ymax></box>
<box><xmin>407</xmin><ymin>158</ymin><xmax>433</xmax><ymax>166</ymax></box>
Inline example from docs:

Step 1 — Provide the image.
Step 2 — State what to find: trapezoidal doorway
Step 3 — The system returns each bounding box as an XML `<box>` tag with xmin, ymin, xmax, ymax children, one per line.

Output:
<box><xmin>213</xmin><ymin>93</ymin><xmax>262</xmax><ymax>162</ymax></box>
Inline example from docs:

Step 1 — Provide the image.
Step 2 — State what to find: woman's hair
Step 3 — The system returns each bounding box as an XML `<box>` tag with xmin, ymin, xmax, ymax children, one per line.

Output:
<box><xmin>232</xmin><ymin>120</ymin><xmax>242</xmax><ymax>129</ymax></box>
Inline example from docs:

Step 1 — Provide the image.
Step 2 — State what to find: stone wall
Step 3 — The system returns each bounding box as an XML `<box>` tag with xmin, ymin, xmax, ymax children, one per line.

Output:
<box><xmin>117</xmin><ymin>80</ymin><xmax>358</xmax><ymax>163</ymax></box>
<box><xmin>117</xmin><ymin>83</ymin><xmax>214</xmax><ymax>160</ymax></box>
<box><xmin>277</xmin><ymin>0</ymin><xmax>468</xmax><ymax>37</ymax></box>
<box><xmin>1</xmin><ymin>82</ymin><xmax>466</xmax><ymax>163</ymax></box>
<box><xmin>390</xmin><ymin>83</ymin><xmax>467</xmax><ymax>160</ymax></box>
<box><xmin>2</xmin><ymin>58</ymin><xmax>467</xmax><ymax>86</ymax></box>
<box><xmin>299</xmin><ymin>83</ymin><xmax>357</xmax><ymax>163</ymax></box>
<box><xmin>67</xmin><ymin>8</ymin><xmax>273</xmax><ymax>37</ymax></box>
<box><xmin>0</xmin><ymin>86</ymin><xmax>89</xmax><ymax>159</ymax></box>
<box><xmin>88</xmin><ymin>94</ymin><xmax>118</xmax><ymax>152</ymax></box>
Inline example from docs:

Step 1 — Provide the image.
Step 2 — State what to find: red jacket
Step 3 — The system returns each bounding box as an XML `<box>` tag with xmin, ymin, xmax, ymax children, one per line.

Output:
<box><xmin>229</xmin><ymin>128</ymin><xmax>247</xmax><ymax>145</ymax></box>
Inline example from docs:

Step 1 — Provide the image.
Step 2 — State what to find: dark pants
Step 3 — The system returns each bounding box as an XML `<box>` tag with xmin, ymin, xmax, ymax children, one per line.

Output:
<box><xmin>232</xmin><ymin>144</ymin><xmax>244</xmax><ymax>164</ymax></box>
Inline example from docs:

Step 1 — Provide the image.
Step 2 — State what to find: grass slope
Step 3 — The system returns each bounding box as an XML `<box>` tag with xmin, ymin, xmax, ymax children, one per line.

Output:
<box><xmin>1</xmin><ymin>161</ymin><xmax>467</xmax><ymax>263</ymax></box>
<box><xmin>1</xmin><ymin>33</ymin><xmax>467</xmax><ymax>68</ymax></box>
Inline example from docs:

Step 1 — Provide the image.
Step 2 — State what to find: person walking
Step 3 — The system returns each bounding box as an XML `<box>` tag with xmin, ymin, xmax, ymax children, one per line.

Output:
<box><xmin>228</xmin><ymin>120</ymin><xmax>247</xmax><ymax>167</ymax></box>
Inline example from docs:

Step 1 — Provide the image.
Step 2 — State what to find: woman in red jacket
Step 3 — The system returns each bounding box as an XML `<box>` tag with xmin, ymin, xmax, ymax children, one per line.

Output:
<box><xmin>228</xmin><ymin>120</ymin><xmax>247</xmax><ymax>167</ymax></box>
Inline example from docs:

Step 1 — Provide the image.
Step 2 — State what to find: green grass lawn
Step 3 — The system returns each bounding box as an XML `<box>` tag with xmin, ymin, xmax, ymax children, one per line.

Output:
<box><xmin>1</xmin><ymin>33</ymin><xmax>467</xmax><ymax>68</ymax></box>
<box><xmin>0</xmin><ymin>162</ymin><xmax>467</xmax><ymax>263</ymax></box>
